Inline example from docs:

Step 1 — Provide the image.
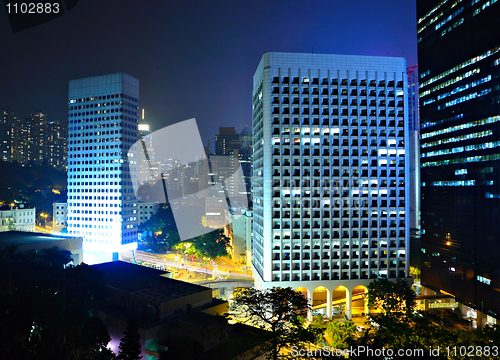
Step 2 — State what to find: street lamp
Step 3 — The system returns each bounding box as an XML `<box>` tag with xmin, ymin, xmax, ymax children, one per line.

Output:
<box><xmin>40</xmin><ymin>213</ymin><xmax>48</xmax><ymax>227</ymax></box>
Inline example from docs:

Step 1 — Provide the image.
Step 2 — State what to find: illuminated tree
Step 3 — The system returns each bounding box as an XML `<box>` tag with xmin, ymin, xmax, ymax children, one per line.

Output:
<box><xmin>230</xmin><ymin>287</ymin><xmax>317</xmax><ymax>360</ymax></box>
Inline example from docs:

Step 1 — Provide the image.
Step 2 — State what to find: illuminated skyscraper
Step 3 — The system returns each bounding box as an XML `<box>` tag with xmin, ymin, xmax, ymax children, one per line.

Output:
<box><xmin>252</xmin><ymin>52</ymin><xmax>409</xmax><ymax>318</ymax></box>
<box><xmin>406</xmin><ymin>65</ymin><xmax>420</xmax><ymax>232</ymax></box>
<box><xmin>67</xmin><ymin>73</ymin><xmax>139</xmax><ymax>264</ymax></box>
<box><xmin>418</xmin><ymin>0</ymin><xmax>500</xmax><ymax>325</ymax></box>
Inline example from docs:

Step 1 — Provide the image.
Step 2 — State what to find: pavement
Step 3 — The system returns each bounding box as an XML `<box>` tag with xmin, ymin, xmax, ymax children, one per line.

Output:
<box><xmin>122</xmin><ymin>250</ymin><xmax>253</xmax><ymax>283</ymax></box>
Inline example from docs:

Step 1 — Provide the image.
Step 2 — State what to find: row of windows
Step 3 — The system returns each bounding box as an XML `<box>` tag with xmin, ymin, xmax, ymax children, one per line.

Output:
<box><xmin>273</xmin><ymin>246</ymin><xmax>405</xmax><ymax>258</ymax></box>
<box><xmin>69</xmin><ymin>93</ymin><xmax>137</xmax><ymax>103</ymax></box>
<box><xmin>276</xmin><ymin>189</ymin><xmax>405</xmax><ymax>197</ymax></box>
<box><xmin>420</xmin><ymin>45</ymin><xmax>500</xmax><ymax>89</ymax></box>
<box><xmin>272</xmin><ymin>107</ymin><xmax>404</xmax><ymax>117</ymax></box>
<box><xmin>272</xmin><ymin>270</ymin><xmax>405</xmax><ymax>281</ymax></box>
<box><xmin>273</xmin><ymin>117</ymin><xmax>404</xmax><ymax>127</ymax></box>
<box><xmin>417</xmin><ymin>0</ymin><xmax>448</xmax><ymax>29</ymax></box>
<box><xmin>69</xmin><ymin>121</ymin><xmax>136</xmax><ymax>130</ymax></box>
<box><xmin>421</xmin><ymin>115</ymin><xmax>500</xmax><ymax>140</ymax></box>
<box><xmin>272</xmin><ymin>77</ymin><xmax>403</xmax><ymax>88</ymax></box>
<box><xmin>69</xmin><ymin>100</ymin><xmax>137</xmax><ymax>110</ymax></box>
<box><xmin>273</xmin><ymin>129</ymin><xmax>403</xmax><ymax>138</ymax></box>
<box><xmin>421</xmin><ymin>130</ymin><xmax>492</xmax><ymax>148</ymax></box>
<box><xmin>422</xmin><ymin>139</ymin><xmax>500</xmax><ymax>158</ymax></box>
<box><xmin>272</xmin><ymin>88</ymin><xmax>403</xmax><ymax>97</ymax></box>
<box><xmin>422</xmin><ymin>152</ymin><xmax>500</xmax><ymax>167</ymax></box>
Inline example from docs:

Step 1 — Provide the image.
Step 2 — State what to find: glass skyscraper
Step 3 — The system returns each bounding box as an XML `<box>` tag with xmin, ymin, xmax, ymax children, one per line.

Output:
<box><xmin>252</xmin><ymin>52</ymin><xmax>409</xmax><ymax>318</ymax></box>
<box><xmin>67</xmin><ymin>73</ymin><xmax>139</xmax><ymax>264</ymax></box>
<box><xmin>418</xmin><ymin>0</ymin><xmax>500</xmax><ymax>324</ymax></box>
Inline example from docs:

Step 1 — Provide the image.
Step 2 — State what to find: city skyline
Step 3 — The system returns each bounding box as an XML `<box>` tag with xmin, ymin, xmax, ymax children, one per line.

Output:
<box><xmin>0</xmin><ymin>0</ymin><xmax>417</xmax><ymax>145</ymax></box>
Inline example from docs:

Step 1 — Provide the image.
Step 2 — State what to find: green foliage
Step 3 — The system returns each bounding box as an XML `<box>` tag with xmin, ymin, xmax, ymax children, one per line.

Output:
<box><xmin>190</xmin><ymin>228</ymin><xmax>232</xmax><ymax>259</ymax></box>
<box><xmin>139</xmin><ymin>203</ymin><xmax>232</xmax><ymax>258</ymax></box>
<box><xmin>139</xmin><ymin>204</ymin><xmax>180</xmax><ymax>252</ymax></box>
<box><xmin>230</xmin><ymin>287</ymin><xmax>318</xmax><ymax>360</ymax></box>
<box><xmin>367</xmin><ymin>278</ymin><xmax>415</xmax><ymax>317</ymax></box>
<box><xmin>7</xmin><ymin>218</ymin><xmax>16</xmax><ymax>231</ymax></box>
<box><xmin>360</xmin><ymin>278</ymin><xmax>500</xmax><ymax>359</ymax></box>
<box><xmin>325</xmin><ymin>320</ymin><xmax>357</xmax><ymax>349</ymax></box>
<box><xmin>117</xmin><ymin>319</ymin><xmax>142</xmax><ymax>360</ymax></box>
<box><xmin>0</xmin><ymin>160</ymin><xmax>67</xmax><ymax>214</ymax></box>
<box><xmin>310</xmin><ymin>315</ymin><xmax>328</xmax><ymax>329</ymax></box>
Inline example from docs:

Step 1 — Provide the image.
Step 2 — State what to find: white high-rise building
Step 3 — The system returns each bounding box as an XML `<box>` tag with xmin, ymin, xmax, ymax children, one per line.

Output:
<box><xmin>67</xmin><ymin>73</ymin><xmax>139</xmax><ymax>264</ymax></box>
<box><xmin>252</xmin><ymin>53</ymin><xmax>409</xmax><ymax>319</ymax></box>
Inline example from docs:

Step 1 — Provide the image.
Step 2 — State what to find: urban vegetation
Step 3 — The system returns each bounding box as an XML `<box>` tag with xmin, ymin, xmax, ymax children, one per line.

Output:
<box><xmin>230</xmin><ymin>287</ymin><xmax>319</xmax><ymax>360</ymax></box>
<box><xmin>0</xmin><ymin>245</ymin><xmax>142</xmax><ymax>360</ymax></box>
<box><xmin>230</xmin><ymin>281</ymin><xmax>500</xmax><ymax>360</ymax></box>
<box><xmin>117</xmin><ymin>319</ymin><xmax>142</xmax><ymax>360</ymax></box>
<box><xmin>139</xmin><ymin>204</ymin><xmax>232</xmax><ymax>259</ymax></box>
<box><xmin>0</xmin><ymin>160</ymin><xmax>67</xmax><ymax>220</ymax></box>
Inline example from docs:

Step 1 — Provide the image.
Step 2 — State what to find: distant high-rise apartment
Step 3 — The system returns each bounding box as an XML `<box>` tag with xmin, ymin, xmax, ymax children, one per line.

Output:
<box><xmin>67</xmin><ymin>73</ymin><xmax>139</xmax><ymax>264</ymax></box>
<box><xmin>418</xmin><ymin>0</ymin><xmax>500</xmax><ymax>325</ymax></box>
<box><xmin>1</xmin><ymin>110</ymin><xmax>66</xmax><ymax>166</ymax></box>
<box><xmin>252</xmin><ymin>52</ymin><xmax>409</xmax><ymax>318</ymax></box>
<box><xmin>0</xmin><ymin>110</ymin><xmax>15</xmax><ymax>161</ymax></box>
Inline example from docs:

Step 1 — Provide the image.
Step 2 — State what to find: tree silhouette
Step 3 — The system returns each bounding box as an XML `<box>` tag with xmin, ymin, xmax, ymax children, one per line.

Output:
<box><xmin>118</xmin><ymin>319</ymin><xmax>142</xmax><ymax>360</ymax></box>
<box><xmin>230</xmin><ymin>287</ymin><xmax>318</xmax><ymax>360</ymax></box>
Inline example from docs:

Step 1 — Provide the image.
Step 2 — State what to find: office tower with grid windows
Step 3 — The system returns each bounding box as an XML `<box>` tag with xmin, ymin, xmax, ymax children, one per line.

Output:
<box><xmin>407</xmin><ymin>65</ymin><xmax>420</xmax><ymax>232</ymax></box>
<box><xmin>418</xmin><ymin>0</ymin><xmax>500</xmax><ymax>325</ymax></box>
<box><xmin>252</xmin><ymin>53</ymin><xmax>409</xmax><ymax>318</ymax></box>
<box><xmin>67</xmin><ymin>73</ymin><xmax>139</xmax><ymax>264</ymax></box>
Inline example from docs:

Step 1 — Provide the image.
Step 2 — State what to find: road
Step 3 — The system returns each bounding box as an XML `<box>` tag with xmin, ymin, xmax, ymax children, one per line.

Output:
<box><xmin>122</xmin><ymin>250</ymin><xmax>253</xmax><ymax>282</ymax></box>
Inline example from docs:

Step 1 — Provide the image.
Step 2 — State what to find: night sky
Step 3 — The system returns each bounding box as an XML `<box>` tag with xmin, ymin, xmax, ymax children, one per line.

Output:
<box><xmin>0</xmin><ymin>0</ymin><xmax>417</xmax><ymax>145</ymax></box>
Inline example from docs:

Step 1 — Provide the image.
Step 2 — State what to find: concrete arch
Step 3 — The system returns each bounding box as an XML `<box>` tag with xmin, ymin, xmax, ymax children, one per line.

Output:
<box><xmin>295</xmin><ymin>286</ymin><xmax>309</xmax><ymax>300</ymax></box>
<box><xmin>352</xmin><ymin>285</ymin><xmax>369</xmax><ymax>317</ymax></box>
<box><xmin>312</xmin><ymin>286</ymin><xmax>329</xmax><ymax>318</ymax></box>
<box><xmin>295</xmin><ymin>286</ymin><xmax>313</xmax><ymax>321</ymax></box>
<box><xmin>332</xmin><ymin>285</ymin><xmax>351</xmax><ymax>318</ymax></box>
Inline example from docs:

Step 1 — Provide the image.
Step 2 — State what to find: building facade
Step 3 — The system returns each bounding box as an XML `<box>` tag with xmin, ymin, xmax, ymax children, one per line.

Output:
<box><xmin>0</xmin><ymin>205</ymin><xmax>36</xmax><ymax>232</ymax></box>
<box><xmin>1</xmin><ymin>110</ymin><xmax>15</xmax><ymax>161</ymax></box>
<box><xmin>407</xmin><ymin>65</ymin><xmax>420</xmax><ymax>232</ymax></box>
<box><xmin>1</xmin><ymin>110</ymin><xmax>67</xmax><ymax>166</ymax></box>
<box><xmin>418</xmin><ymin>0</ymin><xmax>500</xmax><ymax>324</ymax></box>
<box><xmin>67</xmin><ymin>73</ymin><xmax>140</xmax><ymax>264</ymax></box>
<box><xmin>252</xmin><ymin>52</ymin><xmax>409</xmax><ymax>318</ymax></box>
<box><xmin>52</xmin><ymin>202</ymin><xmax>67</xmax><ymax>233</ymax></box>
<box><xmin>215</xmin><ymin>127</ymin><xmax>240</xmax><ymax>155</ymax></box>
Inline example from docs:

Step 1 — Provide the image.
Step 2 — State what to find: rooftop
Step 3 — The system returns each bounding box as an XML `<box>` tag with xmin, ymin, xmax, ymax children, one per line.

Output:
<box><xmin>0</xmin><ymin>231</ymin><xmax>79</xmax><ymax>248</ymax></box>
<box><xmin>92</xmin><ymin>261</ymin><xmax>210</xmax><ymax>303</ymax></box>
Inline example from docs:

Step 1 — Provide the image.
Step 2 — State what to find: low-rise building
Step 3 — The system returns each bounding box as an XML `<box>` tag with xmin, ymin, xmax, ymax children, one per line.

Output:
<box><xmin>53</xmin><ymin>202</ymin><xmax>67</xmax><ymax>233</ymax></box>
<box><xmin>0</xmin><ymin>205</ymin><xmax>36</xmax><ymax>232</ymax></box>
<box><xmin>0</xmin><ymin>231</ymin><xmax>83</xmax><ymax>265</ymax></box>
<box><xmin>230</xmin><ymin>209</ymin><xmax>253</xmax><ymax>267</ymax></box>
<box><xmin>137</xmin><ymin>202</ymin><xmax>159</xmax><ymax>226</ymax></box>
<box><xmin>91</xmin><ymin>261</ymin><xmax>228</xmax><ymax>359</ymax></box>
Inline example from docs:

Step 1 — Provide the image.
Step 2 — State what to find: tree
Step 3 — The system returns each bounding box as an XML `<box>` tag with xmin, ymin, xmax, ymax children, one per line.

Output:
<box><xmin>230</xmin><ymin>287</ymin><xmax>318</xmax><ymax>360</ymax></box>
<box><xmin>118</xmin><ymin>319</ymin><xmax>142</xmax><ymax>360</ymax></box>
<box><xmin>192</xmin><ymin>228</ymin><xmax>231</xmax><ymax>259</ymax></box>
<box><xmin>139</xmin><ymin>204</ymin><xmax>181</xmax><ymax>252</ymax></box>
<box><xmin>325</xmin><ymin>320</ymin><xmax>357</xmax><ymax>349</ymax></box>
<box><xmin>367</xmin><ymin>277</ymin><xmax>415</xmax><ymax>318</ymax></box>
<box><xmin>75</xmin><ymin>317</ymin><xmax>116</xmax><ymax>360</ymax></box>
